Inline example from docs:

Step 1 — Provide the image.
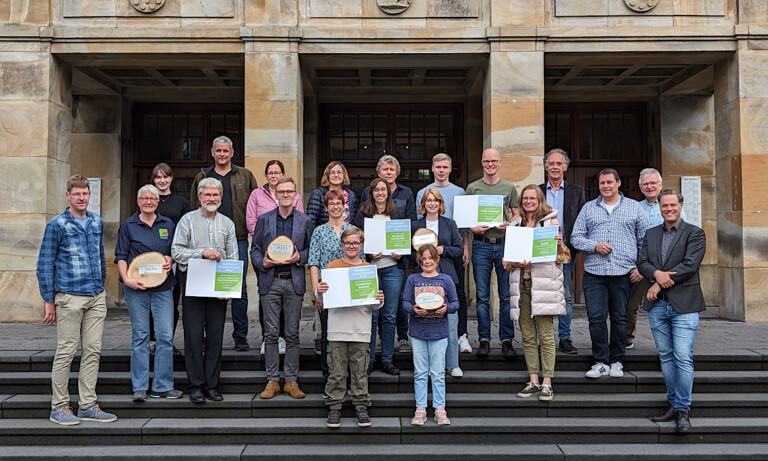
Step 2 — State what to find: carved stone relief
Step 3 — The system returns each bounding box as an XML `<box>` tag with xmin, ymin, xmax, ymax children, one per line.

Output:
<box><xmin>377</xmin><ymin>0</ymin><xmax>413</xmax><ymax>15</ymax></box>
<box><xmin>623</xmin><ymin>0</ymin><xmax>660</xmax><ymax>13</ymax></box>
<box><xmin>131</xmin><ymin>0</ymin><xmax>165</xmax><ymax>14</ymax></box>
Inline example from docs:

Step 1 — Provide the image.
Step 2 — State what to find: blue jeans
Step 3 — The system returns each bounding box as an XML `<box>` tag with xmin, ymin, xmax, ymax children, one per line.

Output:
<box><xmin>557</xmin><ymin>260</ymin><xmax>575</xmax><ymax>341</ymax></box>
<box><xmin>582</xmin><ymin>272</ymin><xmax>631</xmax><ymax>364</ymax></box>
<box><xmin>124</xmin><ymin>287</ymin><xmax>175</xmax><ymax>392</ymax></box>
<box><xmin>445</xmin><ymin>312</ymin><xmax>459</xmax><ymax>369</ymax></box>
<box><xmin>412</xmin><ymin>337</ymin><xmax>448</xmax><ymax>409</ymax></box>
<box><xmin>371</xmin><ymin>265</ymin><xmax>403</xmax><ymax>363</ymax></box>
<box><xmin>232</xmin><ymin>239</ymin><xmax>249</xmax><ymax>340</ymax></box>
<box><xmin>647</xmin><ymin>300</ymin><xmax>699</xmax><ymax>412</ymax></box>
<box><xmin>471</xmin><ymin>239</ymin><xmax>514</xmax><ymax>342</ymax></box>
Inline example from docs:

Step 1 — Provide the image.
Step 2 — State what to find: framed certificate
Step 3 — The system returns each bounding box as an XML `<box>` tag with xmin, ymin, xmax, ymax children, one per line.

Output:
<box><xmin>185</xmin><ymin>259</ymin><xmax>244</xmax><ymax>298</ymax></box>
<box><xmin>503</xmin><ymin>225</ymin><xmax>559</xmax><ymax>263</ymax></box>
<box><xmin>363</xmin><ymin>218</ymin><xmax>412</xmax><ymax>255</ymax></box>
<box><xmin>453</xmin><ymin>195</ymin><xmax>505</xmax><ymax>228</ymax></box>
<box><xmin>320</xmin><ymin>265</ymin><xmax>380</xmax><ymax>309</ymax></box>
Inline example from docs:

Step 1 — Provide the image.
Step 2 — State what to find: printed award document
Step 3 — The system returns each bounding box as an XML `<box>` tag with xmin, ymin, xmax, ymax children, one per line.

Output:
<box><xmin>185</xmin><ymin>259</ymin><xmax>244</xmax><ymax>298</ymax></box>
<box><xmin>503</xmin><ymin>225</ymin><xmax>559</xmax><ymax>263</ymax></box>
<box><xmin>363</xmin><ymin>218</ymin><xmax>412</xmax><ymax>255</ymax></box>
<box><xmin>321</xmin><ymin>265</ymin><xmax>380</xmax><ymax>309</ymax></box>
<box><xmin>453</xmin><ymin>195</ymin><xmax>505</xmax><ymax>228</ymax></box>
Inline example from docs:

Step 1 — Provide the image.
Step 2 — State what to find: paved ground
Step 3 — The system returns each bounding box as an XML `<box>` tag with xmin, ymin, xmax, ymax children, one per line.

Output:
<box><xmin>2</xmin><ymin>303</ymin><xmax>767</xmax><ymax>353</ymax></box>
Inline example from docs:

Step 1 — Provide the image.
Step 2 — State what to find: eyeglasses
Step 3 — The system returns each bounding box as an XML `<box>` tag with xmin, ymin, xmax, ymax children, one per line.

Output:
<box><xmin>201</xmin><ymin>193</ymin><xmax>221</xmax><ymax>199</ymax></box>
<box><xmin>69</xmin><ymin>192</ymin><xmax>91</xmax><ymax>198</ymax></box>
<box><xmin>276</xmin><ymin>190</ymin><xmax>296</xmax><ymax>196</ymax></box>
<box><xmin>139</xmin><ymin>197</ymin><xmax>158</xmax><ymax>202</ymax></box>
<box><xmin>641</xmin><ymin>181</ymin><xmax>660</xmax><ymax>188</ymax></box>
<box><xmin>342</xmin><ymin>241</ymin><xmax>361</xmax><ymax>247</ymax></box>
<box><xmin>327</xmin><ymin>202</ymin><xmax>344</xmax><ymax>208</ymax></box>
<box><xmin>329</xmin><ymin>171</ymin><xmax>344</xmax><ymax>177</ymax></box>
<box><xmin>482</xmin><ymin>159</ymin><xmax>501</xmax><ymax>165</ymax></box>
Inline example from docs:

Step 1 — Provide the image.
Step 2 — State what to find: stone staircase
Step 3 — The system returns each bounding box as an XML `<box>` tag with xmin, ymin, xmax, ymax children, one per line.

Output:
<box><xmin>2</xmin><ymin>347</ymin><xmax>768</xmax><ymax>460</ymax></box>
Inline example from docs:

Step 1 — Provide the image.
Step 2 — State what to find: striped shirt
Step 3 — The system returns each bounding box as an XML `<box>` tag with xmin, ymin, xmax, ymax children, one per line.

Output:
<box><xmin>36</xmin><ymin>209</ymin><xmax>106</xmax><ymax>303</ymax></box>
<box><xmin>171</xmin><ymin>208</ymin><xmax>238</xmax><ymax>272</ymax></box>
<box><xmin>571</xmin><ymin>194</ymin><xmax>649</xmax><ymax>276</ymax></box>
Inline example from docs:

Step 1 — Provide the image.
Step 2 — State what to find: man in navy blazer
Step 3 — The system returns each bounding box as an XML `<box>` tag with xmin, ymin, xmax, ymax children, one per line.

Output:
<box><xmin>637</xmin><ymin>189</ymin><xmax>706</xmax><ymax>433</ymax></box>
<box><xmin>539</xmin><ymin>148</ymin><xmax>586</xmax><ymax>355</ymax></box>
<box><xmin>251</xmin><ymin>177</ymin><xmax>314</xmax><ymax>400</ymax></box>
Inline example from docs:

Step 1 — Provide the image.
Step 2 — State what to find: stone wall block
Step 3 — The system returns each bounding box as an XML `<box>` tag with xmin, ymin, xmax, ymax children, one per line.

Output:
<box><xmin>63</xmin><ymin>0</ymin><xmax>117</xmax><ymax>18</ymax></box>
<box><xmin>486</xmin><ymin>99</ymin><xmax>543</xmax><ymax>150</ymax></box>
<box><xmin>180</xmin><ymin>0</ymin><xmax>236</xmax><ymax>18</ymax></box>
<box><xmin>245</xmin><ymin>53</ymin><xmax>299</xmax><ymax>101</ymax></box>
<box><xmin>72</xmin><ymin>96</ymin><xmax>120</xmax><ymax>134</ymax></box>
<box><xmin>714</xmin><ymin>153</ymin><xmax>734</xmax><ymax>213</ymax></box>
<box><xmin>700</xmin><ymin>218</ymin><xmax>718</xmax><ymax>266</ymax></box>
<box><xmin>555</xmin><ymin>0</ymin><xmax>608</xmax><ymax>17</ymax></box>
<box><xmin>246</xmin><ymin>0</ymin><xmax>299</xmax><ymax>25</ymax></box>
<box><xmin>745</xmin><ymin>268</ymin><xmax>768</xmax><ymax>322</ymax></box>
<box><xmin>716</xmin><ymin>211</ymin><xmax>743</xmax><ymax>268</ymax></box>
<box><xmin>713</xmin><ymin>54</ymin><xmax>738</xmax><ymax>109</ymax></box>
<box><xmin>698</xmin><ymin>265</ymin><xmax>718</xmax><ymax>308</ymax></box>
<box><xmin>738</xmin><ymin>52</ymin><xmax>768</xmax><ymax>98</ymax></box>
<box><xmin>0</xmin><ymin>271</ymin><xmax>44</xmax><ymax>323</ymax></box>
<box><xmin>491</xmin><ymin>0</ymin><xmax>544</xmax><ymax>26</ymax></box>
<box><xmin>308</xmin><ymin>0</ymin><xmax>363</xmax><ymax>18</ymax></box>
<box><xmin>70</xmin><ymin>134</ymin><xmax>121</xmax><ymax>178</ymax></box>
<box><xmin>0</xmin><ymin>214</ymin><xmax>48</xmax><ymax>271</ymax></box>
<box><xmin>714</xmin><ymin>99</ymin><xmax>740</xmax><ymax>162</ymax></box>
<box><xmin>740</xmin><ymin>155</ymin><xmax>768</xmax><ymax>212</ymax></box>
<box><xmin>661</xmin><ymin>132</ymin><xmax>715</xmax><ymax>176</ymax></box>
<box><xmin>737</xmin><ymin>0</ymin><xmax>768</xmax><ymax>24</ymax></box>
<box><xmin>490</xmin><ymin>52</ymin><xmax>544</xmax><ymax>99</ymax></box>
<box><xmin>99</xmin><ymin>176</ymin><xmax>121</xmax><ymax>224</ymax></box>
<box><xmin>660</xmin><ymin>95</ymin><xmax>714</xmax><ymax>132</ymax></box>
<box><xmin>0</xmin><ymin>157</ymin><xmax>46</xmax><ymax>213</ymax></box>
<box><xmin>46</xmin><ymin>158</ymin><xmax>70</xmax><ymax>215</ymax></box>
<box><xmin>0</xmin><ymin>101</ymin><xmax>48</xmax><ymax>157</ymax></box>
<box><xmin>0</xmin><ymin>53</ymin><xmax>48</xmax><ymax>100</ymax></box>
<box><xmin>0</xmin><ymin>0</ymin><xmax>50</xmax><ymax>24</ymax></box>
<box><xmin>672</xmin><ymin>0</ymin><xmax>726</xmax><ymax>16</ymax></box>
<box><xmin>428</xmin><ymin>0</ymin><xmax>479</xmax><ymax>18</ymax></box>
<box><xmin>49</xmin><ymin>103</ymin><xmax>72</xmax><ymax>163</ymax></box>
<box><xmin>718</xmin><ymin>267</ymin><xmax>744</xmax><ymax>320</ymax></box>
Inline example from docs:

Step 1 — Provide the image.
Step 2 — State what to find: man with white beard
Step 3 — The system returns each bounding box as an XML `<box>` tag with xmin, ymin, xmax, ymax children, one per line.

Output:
<box><xmin>172</xmin><ymin>177</ymin><xmax>238</xmax><ymax>404</ymax></box>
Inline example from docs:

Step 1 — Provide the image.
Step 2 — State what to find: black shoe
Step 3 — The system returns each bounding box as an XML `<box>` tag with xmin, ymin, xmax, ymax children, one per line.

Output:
<box><xmin>559</xmin><ymin>339</ymin><xmax>578</xmax><ymax>355</ymax></box>
<box><xmin>675</xmin><ymin>410</ymin><xmax>691</xmax><ymax>433</ymax></box>
<box><xmin>650</xmin><ymin>406</ymin><xmax>676</xmax><ymax>422</ymax></box>
<box><xmin>367</xmin><ymin>362</ymin><xmax>375</xmax><ymax>376</ymax></box>
<box><xmin>173</xmin><ymin>346</ymin><xmax>183</xmax><ymax>358</ymax></box>
<box><xmin>326</xmin><ymin>409</ymin><xmax>341</xmax><ymax>428</ymax></box>
<box><xmin>477</xmin><ymin>340</ymin><xmax>490</xmax><ymax>357</ymax></box>
<box><xmin>234</xmin><ymin>337</ymin><xmax>250</xmax><ymax>352</ymax></box>
<box><xmin>355</xmin><ymin>408</ymin><xmax>372</xmax><ymax>427</ymax></box>
<box><xmin>189</xmin><ymin>389</ymin><xmax>205</xmax><ymax>404</ymax></box>
<box><xmin>314</xmin><ymin>339</ymin><xmax>322</xmax><ymax>356</ymax></box>
<box><xmin>381</xmin><ymin>361</ymin><xmax>400</xmax><ymax>376</ymax></box>
<box><xmin>204</xmin><ymin>388</ymin><xmax>224</xmax><ymax>401</ymax></box>
<box><xmin>501</xmin><ymin>340</ymin><xmax>516</xmax><ymax>359</ymax></box>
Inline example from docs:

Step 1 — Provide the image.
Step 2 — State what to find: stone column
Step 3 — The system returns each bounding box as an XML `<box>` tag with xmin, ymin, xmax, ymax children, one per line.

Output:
<box><xmin>0</xmin><ymin>52</ymin><xmax>72</xmax><ymax>322</ymax></box>
<box><xmin>714</xmin><ymin>50</ymin><xmax>768</xmax><ymax>322</ymax></box>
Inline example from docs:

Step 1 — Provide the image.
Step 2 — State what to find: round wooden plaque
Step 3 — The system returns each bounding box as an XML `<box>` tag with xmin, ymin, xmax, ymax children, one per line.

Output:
<box><xmin>127</xmin><ymin>251</ymin><xmax>168</xmax><ymax>288</ymax></box>
<box><xmin>415</xmin><ymin>292</ymin><xmax>445</xmax><ymax>311</ymax></box>
<box><xmin>412</xmin><ymin>228</ymin><xmax>438</xmax><ymax>250</ymax></box>
<box><xmin>267</xmin><ymin>235</ymin><xmax>295</xmax><ymax>262</ymax></box>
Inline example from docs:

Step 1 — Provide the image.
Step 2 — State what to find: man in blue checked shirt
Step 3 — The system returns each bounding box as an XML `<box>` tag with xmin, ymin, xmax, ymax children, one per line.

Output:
<box><xmin>571</xmin><ymin>168</ymin><xmax>649</xmax><ymax>380</ymax></box>
<box><xmin>37</xmin><ymin>175</ymin><xmax>117</xmax><ymax>426</ymax></box>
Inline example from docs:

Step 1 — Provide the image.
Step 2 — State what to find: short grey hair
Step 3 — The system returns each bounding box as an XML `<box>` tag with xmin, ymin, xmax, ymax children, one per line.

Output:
<box><xmin>198</xmin><ymin>177</ymin><xmax>223</xmax><ymax>196</ymax></box>
<box><xmin>137</xmin><ymin>184</ymin><xmax>160</xmax><ymax>201</ymax></box>
<box><xmin>544</xmin><ymin>148</ymin><xmax>570</xmax><ymax>168</ymax></box>
<box><xmin>376</xmin><ymin>155</ymin><xmax>401</xmax><ymax>175</ymax></box>
<box><xmin>276</xmin><ymin>177</ymin><xmax>296</xmax><ymax>189</ymax></box>
<box><xmin>211</xmin><ymin>135</ymin><xmax>234</xmax><ymax>151</ymax></box>
<box><xmin>659</xmin><ymin>189</ymin><xmax>684</xmax><ymax>205</ymax></box>
<box><xmin>639</xmin><ymin>168</ymin><xmax>662</xmax><ymax>185</ymax></box>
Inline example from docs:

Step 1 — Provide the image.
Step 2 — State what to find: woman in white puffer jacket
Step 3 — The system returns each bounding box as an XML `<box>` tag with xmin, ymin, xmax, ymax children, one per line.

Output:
<box><xmin>505</xmin><ymin>184</ymin><xmax>568</xmax><ymax>402</ymax></box>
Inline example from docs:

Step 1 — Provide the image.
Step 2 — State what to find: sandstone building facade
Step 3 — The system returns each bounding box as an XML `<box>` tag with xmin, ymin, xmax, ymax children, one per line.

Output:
<box><xmin>1</xmin><ymin>1</ymin><xmax>766</xmax><ymax>322</ymax></box>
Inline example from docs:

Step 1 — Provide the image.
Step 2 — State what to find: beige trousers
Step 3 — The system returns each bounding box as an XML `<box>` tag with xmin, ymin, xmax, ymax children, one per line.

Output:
<box><xmin>519</xmin><ymin>279</ymin><xmax>556</xmax><ymax>378</ymax></box>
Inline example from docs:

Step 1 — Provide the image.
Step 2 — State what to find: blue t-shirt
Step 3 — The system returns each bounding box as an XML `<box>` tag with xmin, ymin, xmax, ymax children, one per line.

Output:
<box><xmin>415</xmin><ymin>183</ymin><xmax>465</xmax><ymax>220</ymax></box>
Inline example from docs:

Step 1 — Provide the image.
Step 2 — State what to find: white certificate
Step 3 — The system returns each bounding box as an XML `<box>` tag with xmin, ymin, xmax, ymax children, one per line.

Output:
<box><xmin>185</xmin><ymin>259</ymin><xmax>244</xmax><ymax>298</ymax></box>
<box><xmin>321</xmin><ymin>265</ymin><xmax>380</xmax><ymax>309</ymax></box>
<box><xmin>453</xmin><ymin>195</ymin><xmax>505</xmax><ymax>228</ymax></box>
<box><xmin>363</xmin><ymin>218</ymin><xmax>412</xmax><ymax>255</ymax></box>
<box><xmin>503</xmin><ymin>226</ymin><xmax>559</xmax><ymax>263</ymax></box>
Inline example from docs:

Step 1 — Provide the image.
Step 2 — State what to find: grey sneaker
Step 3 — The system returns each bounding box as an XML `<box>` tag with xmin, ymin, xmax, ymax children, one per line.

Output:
<box><xmin>50</xmin><ymin>405</ymin><xmax>79</xmax><ymax>426</ymax></box>
<box><xmin>516</xmin><ymin>382</ymin><xmax>541</xmax><ymax>398</ymax></box>
<box><xmin>538</xmin><ymin>384</ymin><xmax>554</xmax><ymax>401</ymax></box>
<box><xmin>150</xmin><ymin>389</ymin><xmax>183</xmax><ymax>399</ymax></box>
<box><xmin>132</xmin><ymin>390</ymin><xmax>147</xmax><ymax>402</ymax></box>
<box><xmin>77</xmin><ymin>404</ymin><xmax>117</xmax><ymax>422</ymax></box>
<box><xmin>326</xmin><ymin>409</ymin><xmax>341</xmax><ymax>428</ymax></box>
<box><xmin>398</xmin><ymin>339</ymin><xmax>411</xmax><ymax>352</ymax></box>
<box><xmin>355</xmin><ymin>408</ymin><xmax>372</xmax><ymax>427</ymax></box>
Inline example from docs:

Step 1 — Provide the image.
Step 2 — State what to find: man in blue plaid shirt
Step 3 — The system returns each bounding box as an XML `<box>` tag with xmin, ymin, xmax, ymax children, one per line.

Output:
<box><xmin>37</xmin><ymin>175</ymin><xmax>117</xmax><ymax>426</ymax></box>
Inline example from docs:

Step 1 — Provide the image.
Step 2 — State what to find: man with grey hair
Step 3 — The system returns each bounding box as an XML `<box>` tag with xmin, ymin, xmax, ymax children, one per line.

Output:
<box><xmin>190</xmin><ymin>136</ymin><xmax>258</xmax><ymax>351</ymax></box>
<box><xmin>626</xmin><ymin>168</ymin><xmax>686</xmax><ymax>349</ymax></box>
<box><xmin>539</xmin><ymin>148</ymin><xmax>585</xmax><ymax>355</ymax></box>
<box><xmin>173</xmin><ymin>177</ymin><xmax>238</xmax><ymax>404</ymax></box>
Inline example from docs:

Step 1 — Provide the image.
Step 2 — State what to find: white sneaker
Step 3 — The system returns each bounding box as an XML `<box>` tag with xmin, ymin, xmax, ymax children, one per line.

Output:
<box><xmin>448</xmin><ymin>367</ymin><xmax>464</xmax><ymax>378</ymax></box>
<box><xmin>278</xmin><ymin>337</ymin><xmax>286</xmax><ymax>355</ymax></box>
<box><xmin>585</xmin><ymin>362</ymin><xmax>610</xmax><ymax>378</ymax></box>
<box><xmin>458</xmin><ymin>334</ymin><xmax>472</xmax><ymax>353</ymax></box>
<box><xmin>260</xmin><ymin>341</ymin><xmax>265</xmax><ymax>355</ymax></box>
<box><xmin>609</xmin><ymin>362</ymin><xmax>624</xmax><ymax>378</ymax></box>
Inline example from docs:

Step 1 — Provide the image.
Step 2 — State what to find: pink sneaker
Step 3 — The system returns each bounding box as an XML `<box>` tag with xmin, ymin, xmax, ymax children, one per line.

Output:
<box><xmin>434</xmin><ymin>405</ymin><xmax>451</xmax><ymax>425</ymax></box>
<box><xmin>410</xmin><ymin>406</ymin><xmax>427</xmax><ymax>426</ymax></box>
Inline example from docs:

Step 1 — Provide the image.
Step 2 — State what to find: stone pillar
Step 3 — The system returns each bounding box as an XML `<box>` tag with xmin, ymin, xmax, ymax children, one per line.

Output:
<box><xmin>714</xmin><ymin>51</ymin><xmax>768</xmax><ymax>322</ymax></box>
<box><xmin>0</xmin><ymin>52</ymin><xmax>72</xmax><ymax>322</ymax></box>
<box><xmin>659</xmin><ymin>94</ymin><xmax>718</xmax><ymax>306</ymax></box>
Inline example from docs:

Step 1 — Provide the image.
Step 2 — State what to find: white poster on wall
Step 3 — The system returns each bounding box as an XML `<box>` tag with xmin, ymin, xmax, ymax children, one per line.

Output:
<box><xmin>87</xmin><ymin>178</ymin><xmax>101</xmax><ymax>216</ymax></box>
<box><xmin>680</xmin><ymin>176</ymin><xmax>702</xmax><ymax>228</ymax></box>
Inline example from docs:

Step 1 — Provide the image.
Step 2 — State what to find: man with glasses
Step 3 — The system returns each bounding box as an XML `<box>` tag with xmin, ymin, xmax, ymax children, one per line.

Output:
<box><xmin>251</xmin><ymin>178</ymin><xmax>314</xmax><ymax>399</ymax></box>
<box><xmin>190</xmin><ymin>136</ymin><xmax>258</xmax><ymax>352</ymax></box>
<box><xmin>466</xmin><ymin>148</ymin><xmax>519</xmax><ymax>358</ymax></box>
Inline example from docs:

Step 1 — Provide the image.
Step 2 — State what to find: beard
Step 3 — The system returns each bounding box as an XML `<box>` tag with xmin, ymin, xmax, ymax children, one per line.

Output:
<box><xmin>203</xmin><ymin>202</ymin><xmax>220</xmax><ymax>213</ymax></box>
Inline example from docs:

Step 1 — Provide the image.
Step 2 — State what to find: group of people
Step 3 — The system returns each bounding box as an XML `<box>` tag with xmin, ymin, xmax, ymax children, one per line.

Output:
<box><xmin>37</xmin><ymin>139</ymin><xmax>706</xmax><ymax>434</ymax></box>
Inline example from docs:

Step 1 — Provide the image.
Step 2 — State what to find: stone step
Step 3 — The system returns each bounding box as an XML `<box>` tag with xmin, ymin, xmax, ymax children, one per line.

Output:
<box><xmin>2</xmin><ymin>369</ymin><xmax>768</xmax><ymax>396</ymax></box>
<box><xmin>2</xmin><ymin>417</ymin><xmax>768</xmax><ymax>446</ymax></box>
<box><xmin>5</xmin><ymin>393</ymin><xmax>768</xmax><ymax>420</ymax></box>
<box><xmin>4</xmin><ymin>443</ymin><xmax>767</xmax><ymax>460</ymax></box>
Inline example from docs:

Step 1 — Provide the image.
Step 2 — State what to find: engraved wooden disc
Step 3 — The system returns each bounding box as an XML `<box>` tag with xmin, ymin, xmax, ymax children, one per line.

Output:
<box><xmin>267</xmin><ymin>235</ymin><xmax>295</xmax><ymax>262</ymax></box>
<box><xmin>412</xmin><ymin>228</ymin><xmax>438</xmax><ymax>250</ymax></box>
<box><xmin>415</xmin><ymin>292</ymin><xmax>444</xmax><ymax>311</ymax></box>
<box><xmin>127</xmin><ymin>251</ymin><xmax>168</xmax><ymax>288</ymax></box>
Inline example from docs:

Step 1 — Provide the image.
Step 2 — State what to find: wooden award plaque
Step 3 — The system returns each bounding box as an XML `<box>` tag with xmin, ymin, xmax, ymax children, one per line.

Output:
<box><xmin>412</xmin><ymin>228</ymin><xmax>438</xmax><ymax>251</ymax></box>
<box><xmin>127</xmin><ymin>252</ymin><xmax>168</xmax><ymax>288</ymax></box>
<box><xmin>415</xmin><ymin>292</ymin><xmax>445</xmax><ymax>311</ymax></box>
<box><xmin>267</xmin><ymin>235</ymin><xmax>295</xmax><ymax>262</ymax></box>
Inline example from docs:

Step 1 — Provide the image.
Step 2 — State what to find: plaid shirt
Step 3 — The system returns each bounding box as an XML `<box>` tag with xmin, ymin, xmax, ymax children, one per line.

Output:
<box><xmin>36</xmin><ymin>208</ymin><xmax>106</xmax><ymax>303</ymax></box>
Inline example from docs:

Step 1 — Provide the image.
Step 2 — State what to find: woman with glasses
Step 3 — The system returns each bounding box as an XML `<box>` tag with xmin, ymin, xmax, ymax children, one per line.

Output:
<box><xmin>308</xmin><ymin>190</ymin><xmax>362</xmax><ymax>379</ymax></box>
<box><xmin>115</xmin><ymin>184</ymin><xmax>183</xmax><ymax>402</ymax></box>
<box><xmin>411</xmin><ymin>188</ymin><xmax>464</xmax><ymax>378</ymax></box>
<box><xmin>246</xmin><ymin>160</ymin><xmax>304</xmax><ymax>354</ymax></box>
<box><xmin>306</xmin><ymin>161</ymin><xmax>358</xmax><ymax>228</ymax></box>
<box><xmin>351</xmin><ymin>177</ymin><xmax>408</xmax><ymax>376</ymax></box>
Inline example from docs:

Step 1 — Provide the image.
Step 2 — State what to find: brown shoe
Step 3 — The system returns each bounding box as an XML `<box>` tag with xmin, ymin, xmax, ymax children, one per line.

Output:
<box><xmin>259</xmin><ymin>380</ymin><xmax>281</xmax><ymax>399</ymax></box>
<box><xmin>283</xmin><ymin>381</ymin><xmax>305</xmax><ymax>399</ymax></box>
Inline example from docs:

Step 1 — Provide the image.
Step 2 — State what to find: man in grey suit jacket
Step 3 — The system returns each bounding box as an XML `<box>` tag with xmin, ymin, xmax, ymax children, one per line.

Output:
<box><xmin>251</xmin><ymin>177</ymin><xmax>314</xmax><ymax>400</ymax></box>
<box><xmin>637</xmin><ymin>189</ymin><xmax>706</xmax><ymax>434</ymax></box>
